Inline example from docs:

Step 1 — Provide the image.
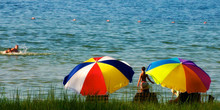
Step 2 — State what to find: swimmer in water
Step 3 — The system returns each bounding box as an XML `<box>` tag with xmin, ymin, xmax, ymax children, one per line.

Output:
<box><xmin>5</xmin><ymin>45</ymin><xmax>19</xmax><ymax>53</ymax></box>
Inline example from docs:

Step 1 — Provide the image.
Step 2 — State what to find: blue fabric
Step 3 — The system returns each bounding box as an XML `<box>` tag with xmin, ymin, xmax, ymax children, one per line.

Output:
<box><xmin>100</xmin><ymin>60</ymin><xmax>134</xmax><ymax>82</ymax></box>
<box><xmin>146</xmin><ymin>58</ymin><xmax>180</xmax><ymax>71</ymax></box>
<box><xmin>63</xmin><ymin>62</ymin><xmax>93</xmax><ymax>85</ymax></box>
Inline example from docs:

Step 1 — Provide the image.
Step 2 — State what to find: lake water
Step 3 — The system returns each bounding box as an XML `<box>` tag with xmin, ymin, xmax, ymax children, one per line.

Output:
<box><xmin>0</xmin><ymin>0</ymin><xmax>220</xmax><ymax>101</ymax></box>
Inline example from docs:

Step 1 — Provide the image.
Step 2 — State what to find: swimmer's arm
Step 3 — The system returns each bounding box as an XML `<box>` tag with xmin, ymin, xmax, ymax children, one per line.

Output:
<box><xmin>147</xmin><ymin>74</ymin><xmax>154</xmax><ymax>84</ymax></box>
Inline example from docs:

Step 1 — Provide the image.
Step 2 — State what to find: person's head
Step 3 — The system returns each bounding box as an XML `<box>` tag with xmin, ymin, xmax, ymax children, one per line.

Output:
<box><xmin>142</xmin><ymin>67</ymin><xmax>145</xmax><ymax>71</ymax></box>
<box><xmin>15</xmin><ymin>45</ymin><xmax>19</xmax><ymax>49</ymax></box>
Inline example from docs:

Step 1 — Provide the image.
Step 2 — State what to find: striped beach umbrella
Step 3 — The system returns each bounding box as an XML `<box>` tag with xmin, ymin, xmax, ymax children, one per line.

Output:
<box><xmin>146</xmin><ymin>58</ymin><xmax>211</xmax><ymax>93</ymax></box>
<box><xmin>63</xmin><ymin>56</ymin><xmax>134</xmax><ymax>96</ymax></box>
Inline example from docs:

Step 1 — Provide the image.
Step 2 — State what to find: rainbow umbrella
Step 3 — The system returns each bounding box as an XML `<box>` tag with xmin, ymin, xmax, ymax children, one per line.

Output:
<box><xmin>63</xmin><ymin>56</ymin><xmax>134</xmax><ymax>96</ymax></box>
<box><xmin>146</xmin><ymin>58</ymin><xmax>211</xmax><ymax>93</ymax></box>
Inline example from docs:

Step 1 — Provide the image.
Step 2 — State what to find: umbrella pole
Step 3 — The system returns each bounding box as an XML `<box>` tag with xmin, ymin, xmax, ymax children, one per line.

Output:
<box><xmin>172</xmin><ymin>93</ymin><xmax>174</xmax><ymax>100</ymax></box>
<box><xmin>171</xmin><ymin>89</ymin><xmax>174</xmax><ymax>100</ymax></box>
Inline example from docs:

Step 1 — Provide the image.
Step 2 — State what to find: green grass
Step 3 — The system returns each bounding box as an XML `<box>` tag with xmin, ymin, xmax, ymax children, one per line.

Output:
<box><xmin>0</xmin><ymin>88</ymin><xmax>219</xmax><ymax>110</ymax></box>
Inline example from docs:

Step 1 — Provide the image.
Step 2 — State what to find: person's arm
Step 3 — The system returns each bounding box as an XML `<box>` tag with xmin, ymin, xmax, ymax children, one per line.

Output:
<box><xmin>146</xmin><ymin>74</ymin><xmax>154</xmax><ymax>84</ymax></box>
<box><xmin>137</xmin><ymin>74</ymin><xmax>142</xmax><ymax>87</ymax></box>
<box><xmin>11</xmin><ymin>48</ymin><xmax>14</xmax><ymax>52</ymax></box>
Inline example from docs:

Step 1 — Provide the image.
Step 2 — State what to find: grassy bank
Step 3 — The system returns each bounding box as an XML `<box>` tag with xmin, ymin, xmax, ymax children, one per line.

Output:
<box><xmin>0</xmin><ymin>89</ymin><xmax>219</xmax><ymax>110</ymax></box>
<box><xmin>1</xmin><ymin>98</ymin><xmax>219</xmax><ymax>110</ymax></box>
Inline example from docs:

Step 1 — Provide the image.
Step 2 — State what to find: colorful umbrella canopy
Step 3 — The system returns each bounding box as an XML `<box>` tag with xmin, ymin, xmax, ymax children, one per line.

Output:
<box><xmin>63</xmin><ymin>56</ymin><xmax>134</xmax><ymax>96</ymax></box>
<box><xmin>146</xmin><ymin>58</ymin><xmax>211</xmax><ymax>93</ymax></box>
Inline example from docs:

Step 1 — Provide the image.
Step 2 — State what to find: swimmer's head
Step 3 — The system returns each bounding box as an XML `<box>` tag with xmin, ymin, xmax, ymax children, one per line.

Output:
<box><xmin>15</xmin><ymin>45</ymin><xmax>19</xmax><ymax>49</ymax></box>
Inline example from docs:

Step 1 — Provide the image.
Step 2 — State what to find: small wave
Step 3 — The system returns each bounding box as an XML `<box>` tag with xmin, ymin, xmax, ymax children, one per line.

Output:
<box><xmin>104</xmin><ymin>50</ymin><xmax>119</xmax><ymax>53</ymax></box>
<box><xmin>161</xmin><ymin>41</ymin><xmax>175</xmax><ymax>44</ymax></box>
<box><xmin>0</xmin><ymin>51</ymin><xmax>51</xmax><ymax>56</ymax></box>
<box><xmin>123</xmin><ymin>32</ymin><xmax>132</xmax><ymax>34</ymax></box>
<box><xmin>206</xmin><ymin>46</ymin><xmax>220</xmax><ymax>50</ymax></box>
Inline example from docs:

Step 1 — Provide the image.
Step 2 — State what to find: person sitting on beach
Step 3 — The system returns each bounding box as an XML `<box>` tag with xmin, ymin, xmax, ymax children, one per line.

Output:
<box><xmin>5</xmin><ymin>45</ymin><xmax>19</xmax><ymax>53</ymax></box>
<box><xmin>137</xmin><ymin>67</ymin><xmax>154</xmax><ymax>93</ymax></box>
<box><xmin>169</xmin><ymin>92</ymin><xmax>201</xmax><ymax>104</ymax></box>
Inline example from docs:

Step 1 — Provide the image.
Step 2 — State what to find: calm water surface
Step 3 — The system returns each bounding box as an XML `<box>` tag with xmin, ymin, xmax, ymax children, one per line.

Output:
<box><xmin>0</xmin><ymin>0</ymin><xmax>220</xmax><ymax>101</ymax></box>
